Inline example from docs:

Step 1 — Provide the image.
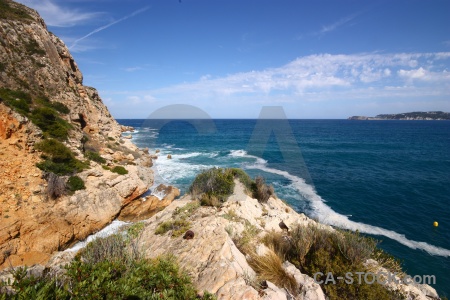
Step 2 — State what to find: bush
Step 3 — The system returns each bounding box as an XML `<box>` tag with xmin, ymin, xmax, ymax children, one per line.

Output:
<box><xmin>252</xmin><ymin>176</ymin><xmax>274</xmax><ymax>203</ymax></box>
<box><xmin>0</xmin><ymin>232</ymin><xmax>216</xmax><ymax>299</ymax></box>
<box><xmin>31</xmin><ymin>107</ymin><xmax>71</xmax><ymax>139</ymax></box>
<box><xmin>111</xmin><ymin>165</ymin><xmax>128</xmax><ymax>175</ymax></box>
<box><xmin>262</xmin><ymin>225</ymin><xmax>399</xmax><ymax>300</ymax></box>
<box><xmin>67</xmin><ymin>175</ymin><xmax>85</xmax><ymax>192</ymax></box>
<box><xmin>189</xmin><ymin>168</ymin><xmax>235</xmax><ymax>205</ymax></box>
<box><xmin>0</xmin><ymin>87</ymin><xmax>32</xmax><ymax>115</ymax></box>
<box><xmin>85</xmin><ymin>150</ymin><xmax>106</xmax><ymax>164</ymax></box>
<box><xmin>35</xmin><ymin>139</ymin><xmax>87</xmax><ymax>175</ymax></box>
<box><xmin>49</xmin><ymin>101</ymin><xmax>69</xmax><ymax>114</ymax></box>
<box><xmin>155</xmin><ymin>219</ymin><xmax>191</xmax><ymax>238</ymax></box>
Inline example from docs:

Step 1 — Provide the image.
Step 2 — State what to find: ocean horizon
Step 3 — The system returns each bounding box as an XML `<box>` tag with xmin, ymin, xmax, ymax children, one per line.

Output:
<box><xmin>118</xmin><ymin>118</ymin><xmax>450</xmax><ymax>296</ymax></box>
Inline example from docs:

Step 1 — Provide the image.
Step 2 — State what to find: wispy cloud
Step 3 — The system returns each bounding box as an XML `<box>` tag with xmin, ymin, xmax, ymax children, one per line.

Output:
<box><xmin>69</xmin><ymin>6</ymin><xmax>150</xmax><ymax>50</ymax></box>
<box><xmin>15</xmin><ymin>0</ymin><xmax>102</xmax><ymax>27</ymax></box>
<box><xmin>314</xmin><ymin>12</ymin><xmax>360</xmax><ymax>36</ymax></box>
<box><xmin>123</xmin><ymin>67</ymin><xmax>143</xmax><ymax>72</ymax></box>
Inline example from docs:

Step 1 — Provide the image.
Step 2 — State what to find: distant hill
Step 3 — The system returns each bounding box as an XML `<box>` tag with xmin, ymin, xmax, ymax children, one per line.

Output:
<box><xmin>348</xmin><ymin>111</ymin><xmax>450</xmax><ymax>120</ymax></box>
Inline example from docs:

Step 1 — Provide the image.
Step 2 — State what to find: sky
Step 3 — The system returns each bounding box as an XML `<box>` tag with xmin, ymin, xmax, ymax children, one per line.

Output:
<box><xmin>16</xmin><ymin>0</ymin><xmax>450</xmax><ymax>119</ymax></box>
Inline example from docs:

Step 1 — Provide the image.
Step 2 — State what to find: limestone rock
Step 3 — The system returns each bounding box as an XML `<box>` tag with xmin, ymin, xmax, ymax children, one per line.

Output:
<box><xmin>282</xmin><ymin>261</ymin><xmax>325</xmax><ymax>300</ymax></box>
<box><xmin>261</xmin><ymin>281</ymin><xmax>287</xmax><ymax>300</ymax></box>
<box><xmin>118</xmin><ymin>184</ymin><xmax>180</xmax><ymax>222</ymax></box>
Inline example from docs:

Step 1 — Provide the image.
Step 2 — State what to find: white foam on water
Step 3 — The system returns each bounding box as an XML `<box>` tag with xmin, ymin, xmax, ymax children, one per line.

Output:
<box><xmin>229</xmin><ymin>149</ymin><xmax>267</xmax><ymax>164</ymax></box>
<box><xmin>65</xmin><ymin>220</ymin><xmax>129</xmax><ymax>253</ymax></box>
<box><xmin>233</xmin><ymin>150</ymin><xmax>450</xmax><ymax>258</ymax></box>
<box><xmin>175</xmin><ymin>152</ymin><xmax>203</xmax><ymax>159</ymax></box>
<box><xmin>152</xmin><ymin>150</ymin><xmax>212</xmax><ymax>184</ymax></box>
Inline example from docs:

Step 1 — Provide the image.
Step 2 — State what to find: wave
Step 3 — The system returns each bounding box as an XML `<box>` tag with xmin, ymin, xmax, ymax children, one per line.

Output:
<box><xmin>232</xmin><ymin>149</ymin><xmax>450</xmax><ymax>258</ymax></box>
<box><xmin>152</xmin><ymin>151</ymin><xmax>213</xmax><ymax>185</ymax></box>
<box><xmin>65</xmin><ymin>220</ymin><xmax>129</xmax><ymax>252</ymax></box>
<box><xmin>229</xmin><ymin>149</ymin><xmax>267</xmax><ymax>164</ymax></box>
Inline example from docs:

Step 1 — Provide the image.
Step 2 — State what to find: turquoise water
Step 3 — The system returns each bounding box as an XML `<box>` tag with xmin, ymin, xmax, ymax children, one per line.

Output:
<box><xmin>118</xmin><ymin>119</ymin><xmax>450</xmax><ymax>296</ymax></box>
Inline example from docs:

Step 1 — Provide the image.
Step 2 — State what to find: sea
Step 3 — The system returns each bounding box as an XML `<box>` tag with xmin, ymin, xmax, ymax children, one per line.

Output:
<box><xmin>117</xmin><ymin>118</ymin><xmax>450</xmax><ymax>296</ymax></box>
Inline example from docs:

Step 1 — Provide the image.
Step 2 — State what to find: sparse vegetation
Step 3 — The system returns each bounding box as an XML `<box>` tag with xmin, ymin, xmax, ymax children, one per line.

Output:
<box><xmin>155</xmin><ymin>219</ymin><xmax>191</xmax><ymax>238</ymax></box>
<box><xmin>261</xmin><ymin>225</ymin><xmax>402</xmax><ymax>300</ymax></box>
<box><xmin>25</xmin><ymin>38</ymin><xmax>46</xmax><ymax>56</ymax></box>
<box><xmin>67</xmin><ymin>175</ymin><xmax>85</xmax><ymax>192</ymax></box>
<box><xmin>111</xmin><ymin>165</ymin><xmax>128</xmax><ymax>175</ymax></box>
<box><xmin>173</xmin><ymin>200</ymin><xmax>200</xmax><ymax>218</ymax></box>
<box><xmin>0</xmin><ymin>229</ymin><xmax>216</xmax><ymax>299</ymax></box>
<box><xmin>35</xmin><ymin>139</ymin><xmax>87</xmax><ymax>175</ymax></box>
<box><xmin>0</xmin><ymin>0</ymin><xmax>33</xmax><ymax>21</ymax></box>
<box><xmin>252</xmin><ymin>176</ymin><xmax>274</xmax><ymax>203</ymax></box>
<box><xmin>85</xmin><ymin>150</ymin><xmax>106</xmax><ymax>164</ymax></box>
<box><xmin>31</xmin><ymin>107</ymin><xmax>71</xmax><ymax>139</ymax></box>
<box><xmin>0</xmin><ymin>87</ymin><xmax>32</xmax><ymax>115</ymax></box>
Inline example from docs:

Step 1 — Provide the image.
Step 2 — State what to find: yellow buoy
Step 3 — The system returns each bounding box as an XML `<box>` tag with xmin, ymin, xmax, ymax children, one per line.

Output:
<box><xmin>433</xmin><ymin>221</ymin><xmax>438</xmax><ymax>227</ymax></box>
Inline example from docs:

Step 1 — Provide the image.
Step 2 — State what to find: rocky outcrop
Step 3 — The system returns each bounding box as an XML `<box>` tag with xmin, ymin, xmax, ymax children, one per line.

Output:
<box><xmin>135</xmin><ymin>181</ymin><xmax>326</xmax><ymax>300</ymax></box>
<box><xmin>118</xmin><ymin>184</ymin><xmax>180</xmax><ymax>222</ymax></box>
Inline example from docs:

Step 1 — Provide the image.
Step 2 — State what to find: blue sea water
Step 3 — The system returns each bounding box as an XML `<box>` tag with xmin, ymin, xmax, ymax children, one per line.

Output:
<box><xmin>118</xmin><ymin>119</ymin><xmax>450</xmax><ymax>296</ymax></box>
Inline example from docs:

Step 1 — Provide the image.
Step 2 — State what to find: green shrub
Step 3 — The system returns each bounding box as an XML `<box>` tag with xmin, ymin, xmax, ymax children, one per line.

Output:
<box><xmin>31</xmin><ymin>107</ymin><xmax>71</xmax><ymax>139</ymax></box>
<box><xmin>67</xmin><ymin>175</ymin><xmax>85</xmax><ymax>191</ymax></box>
<box><xmin>0</xmin><ymin>0</ymin><xmax>33</xmax><ymax>21</ymax></box>
<box><xmin>35</xmin><ymin>139</ymin><xmax>87</xmax><ymax>175</ymax></box>
<box><xmin>155</xmin><ymin>219</ymin><xmax>191</xmax><ymax>238</ymax></box>
<box><xmin>1</xmin><ymin>233</ymin><xmax>216</xmax><ymax>299</ymax></box>
<box><xmin>0</xmin><ymin>87</ymin><xmax>32</xmax><ymax>115</ymax></box>
<box><xmin>25</xmin><ymin>39</ymin><xmax>46</xmax><ymax>56</ymax></box>
<box><xmin>111</xmin><ymin>165</ymin><xmax>128</xmax><ymax>175</ymax></box>
<box><xmin>85</xmin><ymin>150</ymin><xmax>106</xmax><ymax>164</ymax></box>
<box><xmin>189</xmin><ymin>168</ymin><xmax>235</xmax><ymax>204</ymax></box>
<box><xmin>49</xmin><ymin>101</ymin><xmax>69</xmax><ymax>114</ymax></box>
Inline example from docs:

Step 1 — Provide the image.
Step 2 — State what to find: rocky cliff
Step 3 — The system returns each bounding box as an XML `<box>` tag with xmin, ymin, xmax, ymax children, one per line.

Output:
<box><xmin>0</xmin><ymin>0</ymin><xmax>175</xmax><ymax>269</ymax></box>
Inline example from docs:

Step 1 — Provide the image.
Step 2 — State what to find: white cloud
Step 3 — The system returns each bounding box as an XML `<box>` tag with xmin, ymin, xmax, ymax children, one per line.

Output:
<box><xmin>103</xmin><ymin>52</ymin><xmax>450</xmax><ymax>118</ymax></box>
<box><xmin>16</xmin><ymin>0</ymin><xmax>102</xmax><ymax>27</ymax></box>
<box><xmin>398</xmin><ymin>67</ymin><xmax>427</xmax><ymax>80</ymax></box>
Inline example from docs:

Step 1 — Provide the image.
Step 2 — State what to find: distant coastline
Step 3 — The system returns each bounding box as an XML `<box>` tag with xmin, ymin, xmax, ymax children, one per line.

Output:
<box><xmin>348</xmin><ymin>111</ymin><xmax>450</xmax><ymax>120</ymax></box>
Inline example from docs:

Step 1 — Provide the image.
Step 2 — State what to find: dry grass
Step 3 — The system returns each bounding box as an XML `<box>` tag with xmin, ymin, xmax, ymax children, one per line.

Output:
<box><xmin>253</xmin><ymin>176</ymin><xmax>274</xmax><ymax>203</ymax></box>
<box><xmin>45</xmin><ymin>172</ymin><xmax>66</xmax><ymax>199</ymax></box>
<box><xmin>248</xmin><ymin>246</ymin><xmax>298</xmax><ymax>295</ymax></box>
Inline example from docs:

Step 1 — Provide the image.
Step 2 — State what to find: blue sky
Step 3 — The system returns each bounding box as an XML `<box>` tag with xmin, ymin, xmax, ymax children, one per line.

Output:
<box><xmin>17</xmin><ymin>0</ymin><xmax>450</xmax><ymax>119</ymax></box>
